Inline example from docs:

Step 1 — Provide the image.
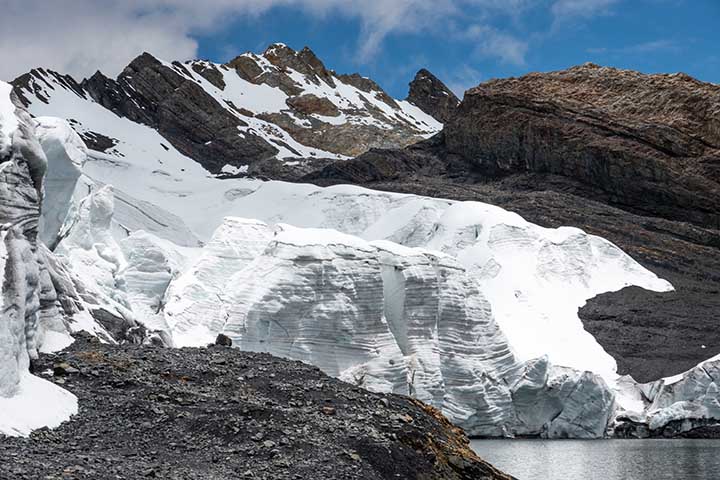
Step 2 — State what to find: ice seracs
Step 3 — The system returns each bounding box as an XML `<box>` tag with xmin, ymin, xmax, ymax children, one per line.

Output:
<box><xmin>0</xmin><ymin>82</ymin><xmax>77</xmax><ymax>436</ymax></box>
<box><xmin>164</xmin><ymin>217</ymin><xmax>273</xmax><ymax>347</ymax></box>
<box><xmin>158</xmin><ymin>213</ymin><xmax>660</xmax><ymax>437</ymax></box>
<box><xmin>613</xmin><ymin>355</ymin><xmax>720</xmax><ymax>437</ymax></box>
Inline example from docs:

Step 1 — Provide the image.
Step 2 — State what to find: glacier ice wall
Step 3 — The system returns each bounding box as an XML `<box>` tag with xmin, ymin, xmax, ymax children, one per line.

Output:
<box><xmin>161</xmin><ymin>217</ymin><xmax>626</xmax><ymax>437</ymax></box>
<box><xmin>612</xmin><ymin>355</ymin><xmax>720</xmax><ymax>437</ymax></box>
<box><xmin>0</xmin><ymin>82</ymin><xmax>77</xmax><ymax>436</ymax></box>
<box><xmin>36</xmin><ymin>117</ymin><xmax>86</xmax><ymax>249</ymax></box>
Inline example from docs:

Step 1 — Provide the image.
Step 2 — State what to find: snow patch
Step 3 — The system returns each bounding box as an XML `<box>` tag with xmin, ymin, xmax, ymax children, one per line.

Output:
<box><xmin>0</xmin><ymin>372</ymin><xmax>78</xmax><ymax>437</ymax></box>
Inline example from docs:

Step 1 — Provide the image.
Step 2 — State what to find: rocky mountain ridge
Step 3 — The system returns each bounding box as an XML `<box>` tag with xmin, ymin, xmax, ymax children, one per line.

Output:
<box><xmin>11</xmin><ymin>43</ymin><xmax>447</xmax><ymax>177</ymax></box>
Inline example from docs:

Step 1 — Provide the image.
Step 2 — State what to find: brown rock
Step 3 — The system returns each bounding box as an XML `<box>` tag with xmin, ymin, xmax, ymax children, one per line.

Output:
<box><xmin>286</xmin><ymin>94</ymin><xmax>340</xmax><ymax>117</ymax></box>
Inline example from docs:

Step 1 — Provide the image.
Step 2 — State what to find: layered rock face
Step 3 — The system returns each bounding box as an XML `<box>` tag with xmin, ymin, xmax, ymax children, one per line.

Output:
<box><xmin>306</xmin><ymin>64</ymin><xmax>720</xmax><ymax>383</ymax></box>
<box><xmin>12</xmin><ymin>44</ymin><xmax>443</xmax><ymax>176</ymax></box>
<box><xmin>443</xmin><ymin>63</ymin><xmax>720</xmax><ymax>226</ymax></box>
<box><xmin>407</xmin><ymin>69</ymin><xmax>460</xmax><ymax>123</ymax></box>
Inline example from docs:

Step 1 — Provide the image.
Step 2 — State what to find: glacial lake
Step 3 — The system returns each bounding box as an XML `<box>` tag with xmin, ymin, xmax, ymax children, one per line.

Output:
<box><xmin>471</xmin><ymin>439</ymin><xmax>720</xmax><ymax>480</ymax></box>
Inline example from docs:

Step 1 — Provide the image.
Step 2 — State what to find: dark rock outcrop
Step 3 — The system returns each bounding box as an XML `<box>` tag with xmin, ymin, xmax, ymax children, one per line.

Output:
<box><xmin>82</xmin><ymin>53</ymin><xmax>278</xmax><ymax>174</ymax></box>
<box><xmin>443</xmin><ymin>63</ymin><xmax>720</xmax><ymax>227</ymax></box>
<box><xmin>407</xmin><ymin>69</ymin><xmax>460</xmax><ymax>123</ymax></box>
<box><xmin>14</xmin><ymin>45</ymin><xmax>446</xmax><ymax>173</ymax></box>
<box><xmin>304</xmin><ymin>64</ymin><xmax>720</xmax><ymax>383</ymax></box>
<box><xmin>189</xmin><ymin>61</ymin><xmax>227</xmax><ymax>90</ymax></box>
<box><xmin>0</xmin><ymin>336</ymin><xmax>513</xmax><ymax>480</ymax></box>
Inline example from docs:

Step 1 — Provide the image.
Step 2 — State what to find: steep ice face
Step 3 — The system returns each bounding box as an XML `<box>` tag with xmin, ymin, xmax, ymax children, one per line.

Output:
<box><xmin>0</xmin><ymin>83</ymin><xmax>18</xmax><ymax>157</ymax></box>
<box><xmin>0</xmin><ymin>81</ymin><xmax>78</xmax><ymax>436</ymax></box>
<box><xmin>54</xmin><ymin>185</ymin><xmax>163</xmax><ymax>344</ymax></box>
<box><xmin>164</xmin><ymin>218</ymin><xmax>273</xmax><ymax>346</ymax></box>
<box><xmin>161</xmin><ymin>218</ymin><xmax>619</xmax><ymax>437</ymax></box>
<box><xmin>372</xmin><ymin>240</ymin><xmax>519</xmax><ymax>434</ymax></box>
<box><xmin>222</xmin><ymin>225</ymin><xmax>407</xmax><ymax>393</ymax></box>
<box><xmin>36</xmin><ymin>117</ymin><xmax>86</xmax><ymax>248</ymax></box>
<box><xmin>611</xmin><ymin>356</ymin><xmax>720</xmax><ymax>436</ymax></box>
<box><xmin>119</xmin><ymin>231</ymin><xmax>194</xmax><ymax>338</ymax></box>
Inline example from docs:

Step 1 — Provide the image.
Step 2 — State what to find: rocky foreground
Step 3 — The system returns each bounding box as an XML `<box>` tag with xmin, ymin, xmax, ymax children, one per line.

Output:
<box><xmin>0</xmin><ymin>335</ymin><xmax>511</xmax><ymax>480</ymax></box>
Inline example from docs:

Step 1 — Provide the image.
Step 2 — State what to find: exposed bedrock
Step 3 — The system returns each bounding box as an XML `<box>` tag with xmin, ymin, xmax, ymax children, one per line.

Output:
<box><xmin>407</xmin><ymin>69</ymin><xmax>460</xmax><ymax>124</ymax></box>
<box><xmin>82</xmin><ymin>54</ymin><xmax>279</xmax><ymax>173</ymax></box>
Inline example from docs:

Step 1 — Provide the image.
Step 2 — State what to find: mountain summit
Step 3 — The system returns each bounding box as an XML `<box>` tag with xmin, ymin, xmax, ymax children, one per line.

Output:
<box><xmin>407</xmin><ymin>68</ymin><xmax>460</xmax><ymax>123</ymax></box>
<box><xmin>12</xmin><ymin>44</ymin><xmax>447</xmax><ymax>177</ymax></box>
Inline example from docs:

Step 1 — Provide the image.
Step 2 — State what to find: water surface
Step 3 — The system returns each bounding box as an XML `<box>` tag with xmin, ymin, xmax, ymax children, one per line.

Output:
<box><xmin>471</xmin><ymin>439</ymin><xmax>719</xmax><ymax>480</ymax></box>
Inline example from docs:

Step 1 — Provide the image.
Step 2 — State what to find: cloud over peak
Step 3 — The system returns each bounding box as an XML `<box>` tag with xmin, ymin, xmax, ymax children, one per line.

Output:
<box><xmin>0</xmin><ymin>0</ymin><xmax>536</xmax><ymax>81</ymax></box>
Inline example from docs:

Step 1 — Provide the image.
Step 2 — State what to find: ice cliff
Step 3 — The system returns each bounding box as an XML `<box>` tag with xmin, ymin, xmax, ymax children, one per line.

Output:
<box><xmin>158</xmin><ymin>210</ymin><xmax>664</xmax><ymax>438</ymax></box>
<box><xmin>0</xmin><ymin>82</ymin><xmax>77</xmax><ymax>436</ymax></box>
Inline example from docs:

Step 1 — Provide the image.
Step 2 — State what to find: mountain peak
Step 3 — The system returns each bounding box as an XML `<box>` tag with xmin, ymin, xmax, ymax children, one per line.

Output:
<box><xmin>124</xmin><ymin>51</ymin><xmax>163</xmax><ymax>74</ymax></box>
<box><xmin>406</xmin><ymin>68</ymin><xmax>460</xmax><ymax>123</ymax></box>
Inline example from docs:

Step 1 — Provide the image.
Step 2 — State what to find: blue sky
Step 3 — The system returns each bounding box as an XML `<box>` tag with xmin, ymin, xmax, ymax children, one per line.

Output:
<box><xmin>195</xmin><ymin>0</ymin><xmax>719</xmax><ymax>97</ymax></box>
<box><xmin>2</xmin><ymin>0</ymin><xmax>718</xmax><ymax>99</ymax></box>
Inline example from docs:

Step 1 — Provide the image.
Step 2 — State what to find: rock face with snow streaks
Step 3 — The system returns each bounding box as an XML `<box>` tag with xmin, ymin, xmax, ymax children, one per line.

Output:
<box><xmin>407</xmin><ymin>68</ymin><xmax>460</xmax><ymax>123</ymax></box>
<box><xmin>13</xmin><ymin>43</ymin><xmax>442</xmax><ymax>177</ymax></box>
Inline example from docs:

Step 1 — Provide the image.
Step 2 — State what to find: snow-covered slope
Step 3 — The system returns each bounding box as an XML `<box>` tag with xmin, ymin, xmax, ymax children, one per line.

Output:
<box><xmin>11</xmin><ymin>44</ymin><xmax>441</xmax><ymax>177</ymax></box>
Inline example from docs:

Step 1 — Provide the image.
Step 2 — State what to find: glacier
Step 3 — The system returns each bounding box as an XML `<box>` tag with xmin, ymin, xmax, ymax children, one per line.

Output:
<box><xmin>0</xmin><ymin>82</ymin><xmax>77</xmax><ymax>436</ymax></box>
<box><xmin>2</xmin><ymin>72</ymin><xmax>719</xmax><ymax>440</ymax></box>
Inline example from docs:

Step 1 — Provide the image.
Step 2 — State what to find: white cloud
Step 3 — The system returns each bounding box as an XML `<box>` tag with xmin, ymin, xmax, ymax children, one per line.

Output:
<box><xmin>464</xmin><ymin>25</ymin><xmax>529</xmax><ymax>66</ymax></box>
<box><xmin>587</xmin><ymin>39</ymin><xmax>681</xmax><ymax>56</ymax></box>
<box><xmin>444</xmin><ymin>64</ymin><xmax>483</xmax><ymax>97</ymax></box>
<box><xmin>551</xmin><ymin>0</ymin><xmax>620</xmax><ymax>23</ymax></box>
<box><xmin>0</xmin><ymin>0</ymin><xmax>536</xmax><ymax>82</ymax></box>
